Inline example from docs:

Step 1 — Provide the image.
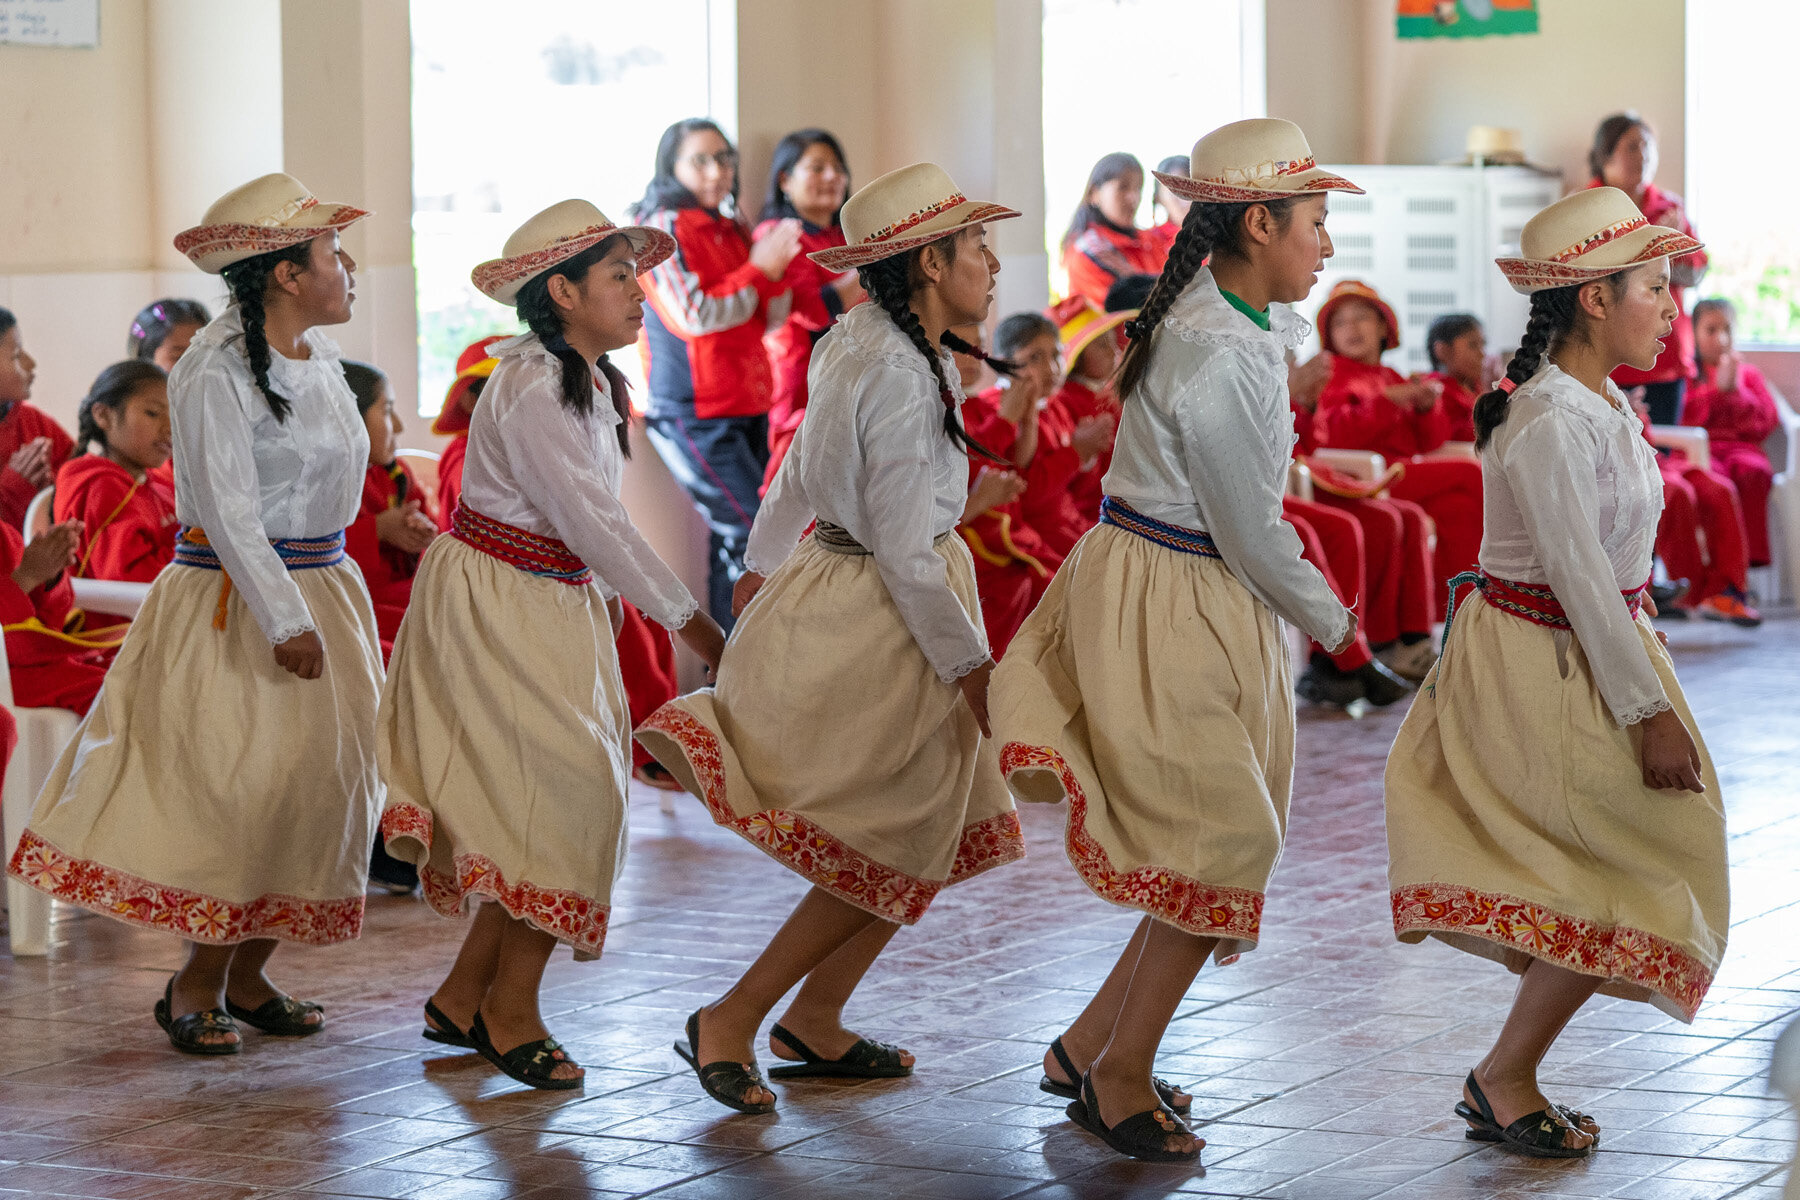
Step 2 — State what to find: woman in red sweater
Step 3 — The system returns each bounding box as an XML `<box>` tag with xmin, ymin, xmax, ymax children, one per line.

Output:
<box><xmin>53</xmin><ymin>361</ymin><xmax>178</xmax><ymax>627</ymax></box>
<box><xmin>1060</xmin><ymin>153</ymin><xmax>1163</xmax><ymax>308</ymax></box>
<box><xmin>756</xmin><ymin>128</ymin><xmax>863</xmax><ymax>488</ymax></box>
<box><xmin>634</xmin><ymin>118</ymin><xmax>799</xmax><ymax>627</ymax></box>
<box><xmin>1685</xmin><ymin>298</ymin><xmax>1779</xmax><ymax>568</ymax></box>
<box><xmin>1312</xmin><ymin>280</ymin><xmax>1484</xmax><ymax>617</ymax></box>
<box><xmin>0</xmin><ymin>308</ymin><xmax>75</xmax><ymax>529</ymax></box>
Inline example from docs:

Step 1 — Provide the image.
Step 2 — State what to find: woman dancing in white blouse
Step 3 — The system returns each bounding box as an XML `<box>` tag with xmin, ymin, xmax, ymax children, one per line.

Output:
<box><xmin>1385</xmin><ymin>187</ymin><xmax>1728</xmax><ymax>1159</ymax></box>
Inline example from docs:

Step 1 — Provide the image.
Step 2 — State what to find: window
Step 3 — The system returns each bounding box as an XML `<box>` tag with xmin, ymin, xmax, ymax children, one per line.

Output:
<box><xmin>410</xmin><ymin>0</ymin><xmax>723</xmax><ymax>413</ymax></box>
<box><xmin>1686</xmin><ymin>0</ymin><xmax>1800</xmax><ymax>345</ymax></box>
<box><xmin>1041</xmin><ymin>0</ymin><xmax>1265</xmax><ymax>298</ymax></box>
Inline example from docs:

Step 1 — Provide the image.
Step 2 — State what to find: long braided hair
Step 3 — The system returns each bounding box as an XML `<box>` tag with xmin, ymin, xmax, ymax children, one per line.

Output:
<box><xmin>857</xmin><ymin>232</ymin><xmax>1010</xmax><ymax>463</ymax></box>
<box><xmin>1471</xmin><ymin>271</ymin><xmax>1630</xmax><ymax>449</ymax></box>
<box><xmin>220</xmin><ymin>240</ymin><xmax>314</xmax><ymax>423</ymax></box>
<box><xmin>514</xmin><ymin>236</ymin><xmax>633</xmax><ymax>456</ymax></box>
<box><xmin>1115</xmin><ymin>197</ymin><xmax>1298</xmax><ymax>400</ymax></box>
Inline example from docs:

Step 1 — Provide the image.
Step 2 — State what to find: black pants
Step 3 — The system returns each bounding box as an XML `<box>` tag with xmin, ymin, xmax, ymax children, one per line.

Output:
<box><xmin>644</xmin><ymin>406</ymin><xmax>770</xmax><ymax>629</ymax></box>
<box><xmin>1640</xmin><ymin>378</ymin><xmax>1687</xmax><ymax>427</ymax></box>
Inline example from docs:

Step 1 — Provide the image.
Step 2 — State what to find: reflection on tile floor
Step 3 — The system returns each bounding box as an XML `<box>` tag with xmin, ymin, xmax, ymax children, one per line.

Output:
<box><xmin>1</xmin><ymin>617</ymin><xmax>1795</xmax><ymax>1199</ymax></box>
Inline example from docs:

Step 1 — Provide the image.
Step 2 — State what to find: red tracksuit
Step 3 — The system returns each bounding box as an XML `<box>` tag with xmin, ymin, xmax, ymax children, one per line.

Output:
<box><xmin>1283</xmin><ymin>496</ymin><xmax>1376</xmax><ymax>671</ymax></box>
<box><xmin>1061</xmin><ymin>223</ymin><xmax>1165</xmax><ymax>309</ymax></box>
<box><xmin>1639</xmin><ymin>411</ymin><xmax>1750</xmax><ymax>607</ymax></box>
<box><xmin>0</xmin><ymin>521</ymin><xmax>117</xmax><ymax>713</ymax></box>
<box><xmin>960</xmin><ymin>390</ymin><xmax>1053</xmax><ymax>658</ymax></box>
<box><xmin>52</xmin><ymin>455</ymin><xmax>179</xmax><ymax>630</ymax></box>
<box><xmin>0</xmin><ymin>402</ymin><xmax>75</xmax><ymax>529</ymax></box>
<box><xmin>1010</xmin><ymin>390</ymin><xmax>1092</xmax><ymax>563</ymax></box>
<box><xmin>346</xmin><ymin>461</ymin><xmax>428</xmax><ymax>661</ymax></box>
<box><xmin>1142</xmin><ymin>221</ymin><xmax>1179</xmax><ymax>274</ymax></box>
<box><xmin>1683</xmin><ymin>360</ymin><xmax>1778</xmax><ymax>566</ymax></box>
<box><xmin>758</xmin><ymin>220</ymin><xmax>856</xmax><ymax>488</ymax></box>
<box><xmin>1427</xmin><ymin>371</ymin><xmax>1479</xmax><ymax>445</ymax></box>
<box><xmin>1314</xmin><ymin>356</ymin><xmax>1483</xmax><ymax>616</ymax></box>
<box><xmin>1053</xmin><ymin>377</ymin><xmax>1118</xmax><ymax>536</ymax></box>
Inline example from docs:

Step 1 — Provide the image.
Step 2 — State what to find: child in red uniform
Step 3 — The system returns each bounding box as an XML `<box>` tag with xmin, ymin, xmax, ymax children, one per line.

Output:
<box><xmin>1049</xmin><ymin>297</ymin><xmax>1124</xmax><ymax>534</ymax></box>
<box><xmin>434</xmin><ymin>336</ymin><xmax>505</xmax><ymax>531</ymax></box>
<box><xmin>1633</xmin><ymin>398</ymin><xmax>1760</xmax><ymax>626</ymax></box>
<box><xmin>128</xmin><ymin>299</ymin><xmax>211</xmax><ymax>504</ymax></box>
<box><xmin>1685</xmin><ymin>298</ymin><xmax>1778</xmax><ymax>568</ymax></box>
<box><xmin>54</xmin><ymin>362</ymin><xmax>178</xmax><ymax>625</ymax></box>
<box><xmin>0</xmin><ymin>308</ymin><xmax>76</xmax><ymax>529</ymax></box>
<box><xmin>1312</xmin><ymin>280</ymin><xmax>1484</xmax><ymax>617</ymax></box>
<box><xmin>343</xmin><ymin>362</ymin><xmax>437</xmax><ymax>660</ymax></box>
<box><xmin>1424</xmin><ymin>313</ymin><xmax>1485</xmax><ymax>444</ymax></box>
<box><xmin>1141</xmin><ymin>154</ymin><xmax>1190</xmax><ymax>272</ymax></box>
<box><xmin>0</xmin><ymin>517</ymin><xmax>121</xmax><ymax>713</ymax></box>
<box><xmin>756</xmin><ymin>129</ymin><xmax>863</xmax><ymax>487</ymax></box>
<box><xmin>1060</xmin><ymin>153</ymin><xmax>1163</xmax><ymax>307</ymax></box>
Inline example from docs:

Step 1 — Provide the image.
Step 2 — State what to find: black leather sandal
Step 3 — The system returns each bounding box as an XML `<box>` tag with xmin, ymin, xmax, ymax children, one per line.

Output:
<box><xmin>1458</xmin><ymin>1073</ymin><xmax>1592</xmax><ymax>1159</ymax></box>
<box><xmin>675</xmin><ymin>1009</ymin><xmax>776</xmax><ymax>1114</ymax></box>
<box><xmin>226</xmin><ymin>993</ymin><xmax>324</xmax><ymax>1036</ymax></box>
<box><xmin>154</xmin><ymin>979</ymin><xmax>241</xmax><ymax>1056</ymax></box>
<box><xmin>421</xmin><ymin>999</ymin><xmax>475</xmax><ymax>1049</ymax></box>
<box><xmin>765</xmin><ymin>1023</ymin><xmax>912</xmax><ymax>1079</ymax></box>
<box><xmin>1038</xmin><ymin>1037</ymin><xmax>1191</xmax><ymax>1114</ymax></box>
<box><xmin>470</xmin><ymin>1012</ymin><xmax>583</xmax><ymax>1091</ymax></box>
<box><xmin>1066</xmin><ymin>1073</ymin><xmax>1199</xmax><ymax>1163</ymax></box>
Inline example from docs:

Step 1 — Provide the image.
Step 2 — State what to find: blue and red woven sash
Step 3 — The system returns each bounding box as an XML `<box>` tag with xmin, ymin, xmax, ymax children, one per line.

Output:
<box><xmin>1098</xmin><ymin>496</ymin><xmax>1222</xmax><ymax>559</ymax></box>
<box><xmin>451</xmin><ymin>505</ymin><xmax>593</xmax><ymax>586</ymax></box>
<box><xmin>1444</xmin><ymin>569</ymin><xmax>1651</xmax><ymax>641</ymax></box>
<box><xmin>174</xmin><ymin>526</ymin><xmax>346</xmax><ymax>572</ymax></box>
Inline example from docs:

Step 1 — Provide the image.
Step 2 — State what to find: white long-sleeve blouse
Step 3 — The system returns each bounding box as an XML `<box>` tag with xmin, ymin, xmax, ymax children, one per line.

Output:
<box><xmin>170</xmin><ymin>307</ymin><xmax>368</xmax><ymax>645</ymax></box>
<box><xmin>1102</xmin><ymin>267</ymin><xmax>1349</xmax><ymax>649</ymax></box>
<box><xmin>1480</xmin><ymin>362</ymin><xmax>1669</xmax><ymax>726</ymax></box>
<box><xmin>744</xmin><ymin>303</ymin><xmax>990</xmax><ymax>683</ymax></box>
<box><xmin>459</xmin><ymin>333</ymin><xmax>698</xmax><ymax>631</ymax></box>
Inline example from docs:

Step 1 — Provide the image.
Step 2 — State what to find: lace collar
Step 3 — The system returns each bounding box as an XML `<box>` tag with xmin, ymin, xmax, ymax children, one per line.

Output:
<box><xmin>1519</xmin><ymin>362</ymin><xmax>1637</xmax><ymax>427</ymax></box>
<box><xmin>194</xmin><ymin>305</ymin><xmax>343</xmax><ymax>364</ymax></box>
<box><xmin>490</xmin><ymin>332</ymin><xmax>623</xmax><ymax>427</ymax></box>
<box><xmin>1163</xmin><ymin>267</ymin><xmax>1312</xmax><ymax>358</ymax></box>
<box><xmin>832</xmin><ymin>303</ymin><xmax>965</xmax><ymax>401</ymax></box>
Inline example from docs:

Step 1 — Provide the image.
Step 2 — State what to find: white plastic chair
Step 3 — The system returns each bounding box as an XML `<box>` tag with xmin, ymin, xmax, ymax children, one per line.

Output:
<box><xmin>1308</xmin><ymin>448</ymin><xmax>1391</xmax><ymax>489</ymax></box>
<box><xmin>1756</xmin><ymin>382</ymin><xmax>1799</xmax><ymax>607</ymax></box>
<box><xmin>21</xmin><ymin>486</ymin><xmax>53</xmax><ymax>541</ymax></box>
<box><xmin>396</xmin><ymin>449</ymin><xmax>442</xmax><ymax>521</ymax></box>
<box><xmin>1649</xmin><ymin>424</ymin><xmax>1712</xmax><ymax>470</ymax></box>
<box><xmin>0</xmin><ymin>631</ymin><xmax>79</xmax><ymax>956</ymax></box>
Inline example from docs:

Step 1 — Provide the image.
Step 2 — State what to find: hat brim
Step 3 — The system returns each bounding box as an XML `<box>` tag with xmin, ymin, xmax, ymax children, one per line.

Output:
<box><xmin>174</xmin><ymin>204</ymin><xmax>371</xmax><ymax>274</ymax></box>
<box><xmin>809</xmin><ymin>202</ymin><xmax>1021</xmax><ymax>273</ymax></box>
<box><xmin>1064</xmin><ymin>310</ymin><xmax>1130</xmax><ymax>366</ymax></box>
<box><xmin>472</xmin><ymin>224</ymin><xmax>677</xmax><ymax>306</ymax></box>
<box><xmin>1151</xmin><ymin>168</ymin><xmax>1364</xmax><ymax>205</ymax></box>
<box><xmin>1497</xmin><ymin>227</ymin><xmax>1704</xmax><ymax>294</ymax></box>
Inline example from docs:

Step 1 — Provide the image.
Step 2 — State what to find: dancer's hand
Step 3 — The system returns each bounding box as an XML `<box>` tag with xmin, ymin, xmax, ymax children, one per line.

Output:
<box><xmin>1327</xmin><ymin>609</ymin><xmax>1360</xmax><ymax>656</ymax></box>
<box><xmin>1639</xmin><ymin>709</ymin><xmax>1704</xmax><ymax>793</ymax></box>
<box><xmin>274</xmin><ymin>630</ymin><xmax>325</xmax><ymax>679</ymax></box>
<box><xmin>958</xmin><ymin>659</ymin><xmax>995</xmax><ymax>738</ymax></box>
<box><xmin>731</xmin><ymin>571</ymin><xmax>766</xmax><ymax>618</ymax></box>
<box><xmin>678</xmin><ymin>611</ymin><xmax>727</xmax><ymax>675</ymax></box>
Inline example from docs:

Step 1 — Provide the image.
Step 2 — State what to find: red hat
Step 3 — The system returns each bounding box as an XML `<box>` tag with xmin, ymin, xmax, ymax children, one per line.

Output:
<box><xmin>432</xmin><ymin>335</ymin><xmax>507</xmax><ymax>435</ymax></box>
<box><xmin>1317</xmin><ymin>280</ymin><xmax>1399</xmax><ymax>354</ymax></box>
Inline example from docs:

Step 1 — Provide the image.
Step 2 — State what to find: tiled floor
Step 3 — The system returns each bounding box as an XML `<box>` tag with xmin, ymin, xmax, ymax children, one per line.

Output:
<box><xmin>2</xmin><ymin>616</ymin><xmax>1795</xmax><ymax>1200</ymax></box>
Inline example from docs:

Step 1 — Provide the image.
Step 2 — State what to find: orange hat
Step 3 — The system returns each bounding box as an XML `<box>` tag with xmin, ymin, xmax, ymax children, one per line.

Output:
<box><xmin>1049</xmin><ymin>295</ymin><xmax>1129</xmax><ymax>368</ymax></box>
<box><xmin>1317</xmin><ymin>280</ymin><xmax>1399</xmax><ymax>354</ymax></box>
<box><xmin>432</xmin><ymin>335</ymin><xmax>507</xmax><ymax>435</ymax></box>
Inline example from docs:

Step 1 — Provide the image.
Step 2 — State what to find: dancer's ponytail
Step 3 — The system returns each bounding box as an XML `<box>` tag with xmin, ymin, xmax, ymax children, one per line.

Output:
<box><xmin>1472</xmin><ymin>285</ymin><xmax>1579</xmax><ymax>450</ymax></box>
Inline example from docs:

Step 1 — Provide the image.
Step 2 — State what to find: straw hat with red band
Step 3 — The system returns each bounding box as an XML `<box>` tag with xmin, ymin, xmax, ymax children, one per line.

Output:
<box><xmin>1497</xmin><ymin>187</ymin><xmax>1704</xmax><ymax>294</ymax></box>
<box><xmin>1153</xmin><ymin>118</ymin><xmax>1363</xmax><ymax>205</ymax></box>
<box><xmin>1049</xmin><ymin>295</ymin><xmax>1129</xmax><ymax>367</ymax></box>
<box><xmin>174</xmin><ymin>173</ymin><xmax>371</xmax><ymax>275</ymax></box>
<box><xmin>432</xmin><ymin>335</ymin><xmax>507</xmax><ymax>435</ymax></box>
<box><xmin>809</xmin><ymin>163</ymin><xmax>1020</xmax><ymax>274</ymax></box>
<box><xmin>1316</xmin><ymin>280</ymin><xmax>1400</xmax><ymax>353</ymax></box>
<box><xmin>472</xmin><ymin>199</ymin><xmax>676</xmax><ymax>307</ymax></box>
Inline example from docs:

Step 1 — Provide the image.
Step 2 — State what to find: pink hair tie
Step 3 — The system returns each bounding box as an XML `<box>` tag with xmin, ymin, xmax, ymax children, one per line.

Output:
<box><xmin>1496</xmin><ymin>377</ymin><xmax>1518</xmax><ymax>395</ymax></box>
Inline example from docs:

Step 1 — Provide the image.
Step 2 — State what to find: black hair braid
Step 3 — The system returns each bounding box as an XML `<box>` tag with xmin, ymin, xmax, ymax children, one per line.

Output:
<box><xmin>857</xmin><ymin>250</ymin><xmax>1006</xmax><ymax>464</ymax></box>
<box><xmin>1472</xmin><ymin>286</ymin><xmax>1576</xmax><ymax>450</ymax></box>
<box><xmin>1115</xmin><ymin>201</ymin><xmax>1236</xmax><ymax>400</ymax></box>
<box><xmin>938</xmin><ymin>330</ymin><xmax>1018</xmax><ymax>378</ymax></box>
<box><xmin>220</xmin><ymin>241</ymin><xmax>311</xmax><ymax>424</ymax></box>
<box><xmin>510</xmin><ymin>237</ymin><xmax>634</xmax><ymax>454</ymax></box>
<box><xmin>596</xmin><ymin>355</ymin><xmax>633</xmax><ymax>458</ymax></box>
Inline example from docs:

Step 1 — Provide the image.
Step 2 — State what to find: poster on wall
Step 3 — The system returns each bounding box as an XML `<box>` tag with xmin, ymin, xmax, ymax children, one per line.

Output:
<box><xmin>1396</xmin><ymin>0</ymin><xmax>1539</xmax><ymax>38</ymax></box>
<box><xmin>0</xmin><ymin>0</ymin><xmax>99</xmax><ymax>47</ymax></box>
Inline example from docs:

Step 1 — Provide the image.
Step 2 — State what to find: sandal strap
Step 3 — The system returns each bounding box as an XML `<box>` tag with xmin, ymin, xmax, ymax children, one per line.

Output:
<box><xmin>839</xmin><ymin>1037</ymin><xmax>907</xmax><ymax>1071</ymax></box>
<box><xmin>1503</xmin><ymin>1107</ymin><xmax>1580</xmax><ymax>1150</ymax></box>
<box><xmin>497</xmin><ymin>1036</ymin><xmax>577</xmax><ymax>1081</ymax></box>
<box><xmin>1048</xmin><ymin>1037</ymin><xmax>1082</xmax><ymax>1087</ymax></box>
<box><xmin>169</xmin><ymin>1008</ymin><xmax>238</xmax><ymax>1042</ymax></box>
<box><xmin>698</xmin><ymin>1059</ymin><xmax>769</xmax><ymax>1104</ymax></box>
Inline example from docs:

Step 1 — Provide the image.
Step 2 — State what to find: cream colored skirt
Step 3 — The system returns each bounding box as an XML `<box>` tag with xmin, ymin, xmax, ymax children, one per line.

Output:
<box><xmin>1385</xmin><ymin>593</ymin><xmax>1729</xmax><ymax>1021</ymax></box>
<box><xmin>8</xmin><ymin>561</ymin><xmax>383</xmax><ymax>945</ymax></box>
<box><xmin>992</xmin><ymin>524</ymin><xmax>1294</xmax><ymax>961</ymax></box>
<box><xmin>378</xmin><ymin>535</ymin><xmax>628</xmax><ymax>958</ymax></box>
<box><xmin>636</xmin><ymin>532</ymin><xmax>1023</xmax><ymax>925</ymax></box>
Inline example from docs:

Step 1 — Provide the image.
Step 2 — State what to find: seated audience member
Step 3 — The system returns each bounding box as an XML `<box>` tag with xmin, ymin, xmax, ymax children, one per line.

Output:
<box><xmin>1141</xmin><ymin>155</ymin><xmax>1191</xmax><ymax>272</ymax></box>
<box><xmin>1684</xmin><ymin>298</ymin><xmax>1778</xmax><ymax>569</ymax></box>
<box><xmin>343</xmin><ymin>361</ymin><xmax>436</xmax><ymax>661</ymax></box>
<box><xmin>1047</xmin><ymin>296</ymin><xmax>1123</xmax><ymax>532</ymax></box>
<box><xmin>1311</xmin><ymin>280</ymin><xmax>1483</xmax><ymax>616</ymax></box>
<box><xmin>1424</xmin><ymin>313</ymin><xmax>1486</xmax><ymax>444</ymax></box>
<box><xmin>53</xmin><ymin>363</ymin><xmax>178</xmax><ymax>629</ymax></box>
<box><xmin>0</xmin><ymin>516</ymin><xmax>121</xmax><ymax>714</ymax></box>
<box><xmin>126</xmin><ymin>299</ymin><xmax>211</xmax><ymax>500</ymax></box>
<box><xmin>0</xmin><ymin>307</ymin><xmax>76</xmax><ymax>529</ymax></box>
<box><xmin>1634</xmin><ymin>394</ymin><xmax>1761</xmax><ymax>627</ymax></box>
<box><xmin>1060</xmin><ymin>153</ymin><xmax>1162</xmax><ymax>307</ymax></box>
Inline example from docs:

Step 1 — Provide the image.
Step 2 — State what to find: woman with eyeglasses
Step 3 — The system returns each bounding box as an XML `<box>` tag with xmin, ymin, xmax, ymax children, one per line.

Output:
<box><xmin>632</xmin><ymin>118</ymin><xmax>800</xmax><ymax>628</ymax></box>
<box><xmin>755</xmin><ymin>129</ymin><xmax>864</xmax><ymax>487</ymax></box>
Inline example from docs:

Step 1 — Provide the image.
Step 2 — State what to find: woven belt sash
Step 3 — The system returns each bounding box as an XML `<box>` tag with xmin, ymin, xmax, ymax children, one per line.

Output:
<box><xmin>175</xmin><ymin>526</ymin><xmax>346</xmax><ymax>631</ymax></box>
<box><xmin>1098</xmin><ymin>496</ymin><xmax>1222</xmax><ymax>558</ymax></box>
<box><xmin>1443</xmin><ymin>569</ymin><xmax>1650</xmax><ymax>643</ymax></box>
<box><xmin>451</xmin><ymin>505</ymin><xmax>592</xmax><ymax>585</ymax></box>
<box><xmin>812</xmin><ymin>522</ymin><xmax>958</xmax><ymax>556</ymax></box>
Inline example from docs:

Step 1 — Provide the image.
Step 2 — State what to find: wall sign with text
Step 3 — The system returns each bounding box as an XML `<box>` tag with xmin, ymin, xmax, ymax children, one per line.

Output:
<box><xmin>0</xmin><ymin>0</ymin><xmax>99</xmax><ymax>47</ymax></box>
